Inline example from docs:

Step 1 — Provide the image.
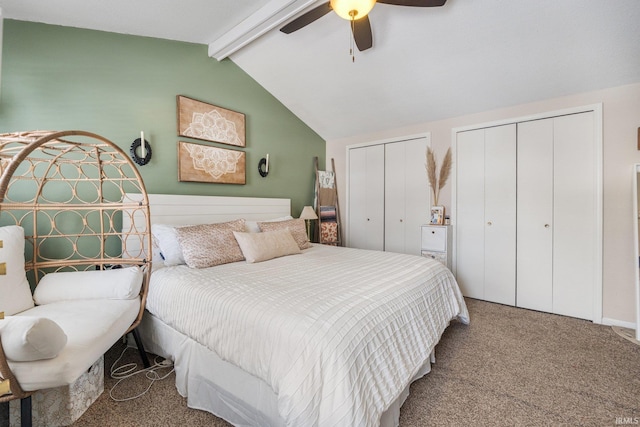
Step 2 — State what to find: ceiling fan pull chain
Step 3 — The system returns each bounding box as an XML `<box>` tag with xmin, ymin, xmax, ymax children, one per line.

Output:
<box><xmin>350</xmin><ymin>14</ymin><xmax>356</xmax><ymax>62</ymax></box>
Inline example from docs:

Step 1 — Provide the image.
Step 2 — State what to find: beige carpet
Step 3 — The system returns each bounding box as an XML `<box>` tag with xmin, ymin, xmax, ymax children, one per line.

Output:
<box><xmin>65</xmin><ymin>299</ymin><xmax>640</xmax><ymax>426</ymax></box>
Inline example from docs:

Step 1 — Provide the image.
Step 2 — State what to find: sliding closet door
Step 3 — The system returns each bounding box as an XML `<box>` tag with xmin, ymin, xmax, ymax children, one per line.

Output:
<box><xmin>348</xmin><ymin>145</ymin><xmax>385</xmax><ymax>250</ymax></box>
<box><xmin>484</xmin><ymin>125</ymin><xmax>517</xmax><ymax>305</ymax></box>
<box><xmin>385</xmin><ymin>142</ymin><xmax>407</xmax><ymax>253</ymax></box>
<box><xmin>456</xmin><ymin>108</ymin><xmax>600</xmax><ymax>320</ymax></box>
<box><xmin>517</xmin><ymin>112</ymin><xmax>597</xmax><ymax>319</ymax></box>
<box><xmin>553</xmin><ymin>111</ymin><xmax>596</xmax><ymax>319</ymax></box>
<box><xmin>456</xmin><ymin>125</ymin><xmax>516</xmax><ymax>303</ymax></box>
<box><xmin>517</xmin><ymin>119</ymin><xmax>554</xmax><ymax>312</ymax></box>
<box><xmin>455</xmin><ymin>129</ymin><xmax>485</xmax><ymax>299</ymax></box>
<box><xmin>385</xmin><ymin>138</ymin><xmax>429</xmax><ymax>255</ymax></box>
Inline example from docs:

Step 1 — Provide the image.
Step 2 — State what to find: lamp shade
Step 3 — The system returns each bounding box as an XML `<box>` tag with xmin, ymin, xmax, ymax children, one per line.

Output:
<box><xmin>299</xmin><ymin>206</ymin><xmax>318</xmax><ymax>220</ymax></box>
<box><xmin>330</xmin><ymin>0</ymin><xmax>376</xmax><ymax>21</ymax></box>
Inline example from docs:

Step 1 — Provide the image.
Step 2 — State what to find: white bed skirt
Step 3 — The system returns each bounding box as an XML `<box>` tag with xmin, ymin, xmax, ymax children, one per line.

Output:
<box><xmin>138</xmin><ymin>311</ymin><xmax>435</xmax><ymax>427</ymax></box>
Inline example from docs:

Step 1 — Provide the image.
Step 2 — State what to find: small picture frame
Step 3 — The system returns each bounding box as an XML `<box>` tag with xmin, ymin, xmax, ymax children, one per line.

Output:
<box><xmin>430</xmin><ymin>206</ymin><xmax>444</xmax><ymax>225</ymax></box>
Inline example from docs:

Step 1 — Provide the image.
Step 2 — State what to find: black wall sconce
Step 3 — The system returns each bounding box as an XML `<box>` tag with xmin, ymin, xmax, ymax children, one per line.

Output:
<box><xmin>130</xmin><ymin>131</ymin><xmax>152</xmax><ymax>166</ymax></box>
<box><xmin>258</xmin><ymin>154</ymin><xmax>270</xmax><ymax>177</ymax></box>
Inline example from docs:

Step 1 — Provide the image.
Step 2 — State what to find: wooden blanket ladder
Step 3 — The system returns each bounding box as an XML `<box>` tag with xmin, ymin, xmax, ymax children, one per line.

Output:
<box><xmin>314</xmin><ymin>157</ymin><xmax>343</xmax><ymax>246</ymax></box>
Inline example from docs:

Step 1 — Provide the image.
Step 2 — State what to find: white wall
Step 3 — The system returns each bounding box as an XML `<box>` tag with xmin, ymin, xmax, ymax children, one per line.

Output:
<box><xmin>327</xmin><ymin>82</ymin><xmax>640</xmax><ymax>325</ymax></box>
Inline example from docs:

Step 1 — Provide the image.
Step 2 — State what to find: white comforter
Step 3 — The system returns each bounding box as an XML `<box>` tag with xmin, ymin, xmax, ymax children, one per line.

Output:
<box><xmin>146</xmin><ymin>244</ymin><xmax>469</xmax><ymax>427</ymax></box>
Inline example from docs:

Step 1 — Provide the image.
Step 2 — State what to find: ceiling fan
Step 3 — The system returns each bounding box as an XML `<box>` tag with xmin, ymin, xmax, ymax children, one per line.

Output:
<box><xmin>280</xmin><ymin>0</ymin><xmax>447</xmax><ymax>52</ymax></box>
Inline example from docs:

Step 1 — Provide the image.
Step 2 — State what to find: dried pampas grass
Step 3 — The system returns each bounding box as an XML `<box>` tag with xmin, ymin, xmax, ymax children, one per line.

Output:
<box><xmin>425</xmin><ymin>146</ymin><xmax>452</xmax><ymax>206</ymax></box>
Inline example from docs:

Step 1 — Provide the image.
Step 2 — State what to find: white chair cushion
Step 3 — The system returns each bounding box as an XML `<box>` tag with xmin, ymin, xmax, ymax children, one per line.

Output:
<box><xmin>7</xmin><ymin>299</ymin><xmax>140</xmax><ymax>391</ymax></box>
<box><xmin>33</xmin><ymin>266</ymin><xmax>143</xmax><ymax>305</ymax></box>
<box><xmin>0</xmin><ymin>316</ymin><xmax>67</xmax><ymax>361</ymax></box>
<box><xmin>0</xmin><ymin>225</ymin><xmax>35</xmax><ymax>315</ymax></box>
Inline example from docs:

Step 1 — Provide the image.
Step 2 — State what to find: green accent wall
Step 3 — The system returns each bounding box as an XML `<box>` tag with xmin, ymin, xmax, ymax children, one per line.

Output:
<box><xmin>0</xmin><ymin>20</ymin><xmax>325</xmax><ymax>216</ymax></box>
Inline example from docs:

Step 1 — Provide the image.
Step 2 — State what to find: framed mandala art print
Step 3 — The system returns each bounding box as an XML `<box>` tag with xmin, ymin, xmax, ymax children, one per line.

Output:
<box><xmin>178</xmin><ymin>141</ymin><xmax>246</xmax><ymax>184</ymax></box>
<box><xmin>177</xmin><ymin>95</ymin><xmax>246</xmax><ymax>147</ymax></box>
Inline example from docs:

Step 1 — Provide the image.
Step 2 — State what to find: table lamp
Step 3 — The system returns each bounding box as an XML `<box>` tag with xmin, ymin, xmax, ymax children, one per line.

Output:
<box><xmin>299</xmin><ymin>206</ymin><xmax>318</xmax><ymax>241</ymax></box>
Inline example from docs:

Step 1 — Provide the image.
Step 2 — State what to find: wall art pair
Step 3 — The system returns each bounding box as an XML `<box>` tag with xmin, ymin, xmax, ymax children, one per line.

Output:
<box><xmin>177</xmin><ymin>95</ymin><xmax>246</xmax><ymax>185</ymax></box>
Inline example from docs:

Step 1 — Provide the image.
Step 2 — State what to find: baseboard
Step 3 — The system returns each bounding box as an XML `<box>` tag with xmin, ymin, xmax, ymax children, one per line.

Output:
<box><xmin>601</xmin><ymin>317</ymin><xmax>636</xmax><ymax>330</ymax></box>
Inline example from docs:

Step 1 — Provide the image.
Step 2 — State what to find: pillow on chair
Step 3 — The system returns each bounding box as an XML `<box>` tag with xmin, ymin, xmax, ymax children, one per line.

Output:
<box><xmin>33</xmin><ymin>266</ymin><xmax>143</xmax><ymax>305</ymax></box>
<box><xmin>0</xmin><ymin>225</ymin><xmax>35</xmax><ymax>316</ymax></box>
<box><xmin>0</xmin><ymin>316</ymin><xmax>67</xmax><ymax>361</ymax></box>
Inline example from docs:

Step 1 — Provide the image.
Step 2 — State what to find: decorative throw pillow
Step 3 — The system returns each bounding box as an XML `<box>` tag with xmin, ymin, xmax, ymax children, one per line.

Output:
<box><xmin>151</xmin><ymin>224</ymin><xmax>185</xmax><ymax>266</ymax></box>
<box><xmin>0</xmin><ymin>316</ymin><xmax>67</xmax><ymax>362</ymax></box>
<box><xmin>33</xmin><ymin>266</ymin><xmax>143</xmax><ymax>305</ymax></box>
<box><xmin>176</xmin><ymin>219</ymin><xmax>246</xmax><ymax>268</ymax></box>
<box><xmin>258</xmin><ymin>218</ymin><xmax>311</xmax><ymax>250</ymax></box>
<box><xmin>233</xmin><ymin>229</ymin><xmax>301</xmax><ymax>263</ymax></box>
<box><xmin>244</xmin><ymin>215</ymin><xmax>293</xmax><ymax>233</ymax></box>
<box><xmin>0</xmin><ymin>225</ymin><xmax>35</xmax><ymax>316</ymax></box>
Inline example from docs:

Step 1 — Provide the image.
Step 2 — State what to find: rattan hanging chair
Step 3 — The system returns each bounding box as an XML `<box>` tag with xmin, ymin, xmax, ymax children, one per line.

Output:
<box><xmin>0</xmin><ymin>130</ymin><xmax>152</xmax><ymax>424</ymax></box>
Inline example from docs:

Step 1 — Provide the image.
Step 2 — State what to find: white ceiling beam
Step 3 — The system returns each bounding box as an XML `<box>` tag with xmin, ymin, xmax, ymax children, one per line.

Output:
<box><xmin>207</xmin><ymin>0</ymin><xmax>322</xmax><ymax>61</ymax></box>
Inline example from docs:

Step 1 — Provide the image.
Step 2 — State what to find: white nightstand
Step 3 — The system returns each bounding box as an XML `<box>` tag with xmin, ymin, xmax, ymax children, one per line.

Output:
<box><xmin>421</xmin><ymin>224</ymin><xmax>452</xmax><ymax>270</ymax></box>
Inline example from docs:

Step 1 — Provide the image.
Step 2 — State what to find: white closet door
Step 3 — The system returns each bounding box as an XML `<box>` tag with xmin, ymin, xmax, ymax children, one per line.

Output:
<box><xmin>348</xmin><ymin>145</ymin><xmax>384</xmax><ymax>250</ymax></box>
<box><xmin>349</xmin><ymin>147</ymin><xmax>368</xmax><ymax>249</ymax></box>
<box><xmin>484</xmin><ymin>124</ymin><xmax>517</xmax><ymax>305</ymax></box>
<box><xmin>455</xmin><ymin>129</ymin><xmax>485</xmax><ymax>299</ymax></box>
<box><xmin>553</xmin><ymin>111</ymin><xmax>596</xmax><ymax>320</ymax></box>
<box><xmin>517</xmin><ymin>119</ymin><xmax>554</xmax><ymax>312</ymax></box>
<box><xmin>385</xmin><ymin>138</ymin><xmax>429</xmax><ymax>255</ymax></box>
<box><xmin>384</xmin><ymin>142</ymin><xmax>406</xmax><ymax>253</ymax></box>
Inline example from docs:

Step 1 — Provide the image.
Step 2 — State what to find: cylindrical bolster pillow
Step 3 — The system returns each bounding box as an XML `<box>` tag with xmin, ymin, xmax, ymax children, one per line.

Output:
<box><xmin>33</xmin><ymin>266</ymin><xmax>143</xmax><ymax>305</ymax></box>
<box><xmin>0</xmin><ymin>316</ymin><xmax>67</xmax><ymax>361</ymax></box>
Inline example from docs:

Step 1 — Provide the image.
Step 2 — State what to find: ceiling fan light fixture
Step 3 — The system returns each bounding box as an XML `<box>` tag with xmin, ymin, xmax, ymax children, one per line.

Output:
<box><xmin>330</xmin><ymin>0</ymin><xmax>376</xmax><ymax>21</ymax></box>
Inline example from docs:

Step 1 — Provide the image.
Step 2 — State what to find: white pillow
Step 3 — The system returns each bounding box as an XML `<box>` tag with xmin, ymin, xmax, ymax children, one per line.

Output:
<box><xmin>33</xmin><ymin>266</ymin><xmax>143</xmax><ymax>305</ymax></box>
<box><xmin>233</xmin><ymin>229</ymin><xmax>301</xmax><ymax>263</ymax></box>
<box><xmin>0</xmin><ymin>225</ymin><xmax>35</xmax><ymax>316</ymax></box>
<box><xmin>244</xmin><ymin>215</ymin><xmax>293</xmax><ymax>233</ymax></box>
<box><xmin>0</xmin><ymin>316</ymin><xmax>67</xmax><ymax>361</ymax></box>
<box><xmin>151</xmin><ymin>224</ymin><xmax>185</xmax><ymax>266</ymax></box>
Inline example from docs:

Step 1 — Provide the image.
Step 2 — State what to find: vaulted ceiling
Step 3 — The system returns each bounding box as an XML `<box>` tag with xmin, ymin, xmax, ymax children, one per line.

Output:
<box><xmin>2</xmin><ymin>0</ymin><xmax>639</xmax><ymax>140</ymax></box>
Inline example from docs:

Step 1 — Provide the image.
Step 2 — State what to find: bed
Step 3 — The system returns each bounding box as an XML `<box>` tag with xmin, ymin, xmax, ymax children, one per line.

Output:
<box><xmin>129</xmin><ymin>193</ymin><xmax>469</xmax><ymax>427</ymax></box>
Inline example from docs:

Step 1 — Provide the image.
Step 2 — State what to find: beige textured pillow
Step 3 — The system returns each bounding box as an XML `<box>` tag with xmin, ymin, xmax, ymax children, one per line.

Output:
<box><xmin>258</xmin><ymin>218</ymin><xmax>311</xmax><ymax>250</ymax></box>
<box><xmin>176</xmin><ymin>219</ymin><xmax>246</xmax><ymax>268</ymax></box>
<box><xmin>233</xmin><ymin>230</ymin><xmax>301</xmax><ymax>263</ymax></box>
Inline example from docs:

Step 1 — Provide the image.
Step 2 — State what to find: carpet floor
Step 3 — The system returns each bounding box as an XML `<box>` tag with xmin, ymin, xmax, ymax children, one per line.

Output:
<box><xmin>66</xmin><ymin>299</ymin><xmax>640</xmax><ymax>426</ymax></box>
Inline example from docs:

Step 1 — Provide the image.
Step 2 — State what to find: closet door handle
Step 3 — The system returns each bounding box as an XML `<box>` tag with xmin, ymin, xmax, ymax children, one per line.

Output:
<box><xmin>487</xmin><ymin>221</ymin><xmax>492</xmax><ymax>226</ymax></box>
<box><xmin>544</xmin><ymin>224</ymin><xmax>550</xmax><ymax>229</ymax></box>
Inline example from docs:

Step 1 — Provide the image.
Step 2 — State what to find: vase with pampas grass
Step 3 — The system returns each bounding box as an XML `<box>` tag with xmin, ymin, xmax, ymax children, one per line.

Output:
<box><xmin>425</xmin><ymin>147</ymin><xmax>452</xmax><ymax>223</ymax></box>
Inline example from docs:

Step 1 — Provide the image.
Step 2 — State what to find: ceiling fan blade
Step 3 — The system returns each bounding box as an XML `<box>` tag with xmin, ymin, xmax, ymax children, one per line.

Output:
<box><xmin>280</xmin><ymin>2</ymin><xmax>333</xmax><ymax>34</ymax></box>
<box><xmin>352</xmin><ymin>16</ymin><xmax>373</xmax><ymax>52</ymax></box>
<box><xmin>377</xmin><ymin>0</ymin><xmax>447</xmax><ymax>6</ymax></box>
